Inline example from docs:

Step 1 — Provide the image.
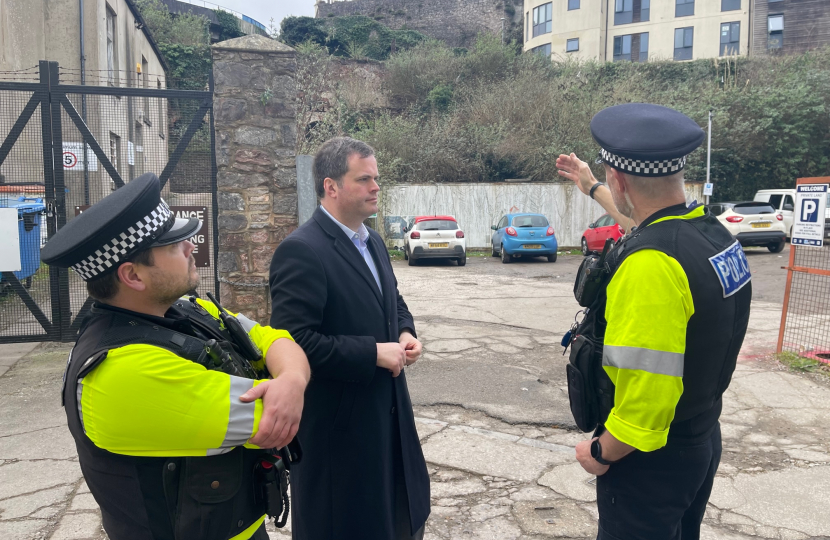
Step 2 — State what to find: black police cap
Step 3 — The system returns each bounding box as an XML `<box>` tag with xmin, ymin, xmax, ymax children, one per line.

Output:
<box><xmin>591</xmin><ymin>103</ymin><xmax>705</xmax><ymax>177</ymax></box>
<box><xmin>41</xmin><ymin>173</ymin><xmax>202</xmax><ymax>281</ymax></box>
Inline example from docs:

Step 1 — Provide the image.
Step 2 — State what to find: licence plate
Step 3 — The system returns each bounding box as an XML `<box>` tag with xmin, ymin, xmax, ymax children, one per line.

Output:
<box><xmin>751</xmin><ymin>222</ymin><xmax>771</xmax><ymax>228</ymax></box>
<box><xmin>523</xmin><ymin>244</ymin><xmax>543</xmax><ymax>249</ymax></box>
<box><xmin>429</xmin><ymin>243</ymin><xmax>449</xmax><ymax>248</ymax></box>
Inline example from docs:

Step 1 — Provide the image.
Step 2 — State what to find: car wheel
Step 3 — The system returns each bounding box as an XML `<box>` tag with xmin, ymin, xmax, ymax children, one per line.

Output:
<box><xmin>581</xmin><ymin>238</ymin><xmax>589</xmax><ymax>256</ymax></box>
<box><xmin>547</xmin><ymin>253</ymin><xmax>557</xmax><ymax>263</ymax></box>
<box><xmin>492</xmin><ymin>243</ymin><xmax>498</xmax><ymax>257</ymax></box>
<box><xmin>768</xmin><ymin>241</ymin><xmax>785</xmax><ymax>253</ymax></box>
<box><xmin>501</xmin><ymin>245</ymin><xmax>511</xmax><ymax>264</ymax></box>
<box><xmin>403</xmin><ymin>245</ymin><xmax>409</xmax><ymax>260</ymax></box>
<box><xmin>457</xmin><ymin>255</ymin><xmax>467</xmax><ymax>266</ymax></box>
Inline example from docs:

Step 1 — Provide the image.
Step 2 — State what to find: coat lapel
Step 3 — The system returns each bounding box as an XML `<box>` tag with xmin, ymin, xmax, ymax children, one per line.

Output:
<box><xmin>314</xmin><ymin>208</ymin><xmax>384</xmax><ymax>308</ymax></box>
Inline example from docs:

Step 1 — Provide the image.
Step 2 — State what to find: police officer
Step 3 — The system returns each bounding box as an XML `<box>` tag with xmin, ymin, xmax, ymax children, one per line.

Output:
<box><xmin>41</xmin><ymin>173</ymin><xmax>310</xmax><ymax>540</ymax></box>
<box><xmin>556</xmin><ymin>103</ymin><xmax>752</xmax><ymax>540</ymax></box>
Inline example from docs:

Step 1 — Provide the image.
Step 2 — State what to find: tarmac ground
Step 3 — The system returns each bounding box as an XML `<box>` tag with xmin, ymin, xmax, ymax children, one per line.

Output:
<box><xmin>2</xmin><ymin>245</ymin><xmax>829</xmax><ymax>540</ymax></box>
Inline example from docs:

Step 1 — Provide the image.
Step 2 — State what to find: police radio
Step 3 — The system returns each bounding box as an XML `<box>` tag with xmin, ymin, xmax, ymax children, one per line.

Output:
<box><xmin>574</xmin><ymin>238</ymin><xmax>614</xmax><ymax>308</ymax></box>
<box><xmin>205</xmin><ymin>292</ymin><xmax>263</xmax><ymax>363</ymax></box>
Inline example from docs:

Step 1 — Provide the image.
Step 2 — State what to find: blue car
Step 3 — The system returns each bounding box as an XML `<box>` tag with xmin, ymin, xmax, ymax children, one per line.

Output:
<box><xmin>490</xmin><ymin>213</ymin><xmax>558</xmax><ymax>263</ymax></box>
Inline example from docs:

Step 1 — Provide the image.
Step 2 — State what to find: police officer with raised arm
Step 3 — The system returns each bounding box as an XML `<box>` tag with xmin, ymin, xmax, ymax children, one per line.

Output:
<box><xmin>556</xmin><ymin>104</ymin><xmax>752</xmax><ymax>540</ymax></box>
<box><xmin>41</xmin><ymin>173</ymin><xmax>310</xmax><ymax>540</ymax></box>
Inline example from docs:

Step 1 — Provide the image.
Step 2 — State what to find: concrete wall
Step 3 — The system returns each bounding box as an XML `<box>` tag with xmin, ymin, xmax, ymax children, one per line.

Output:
<box><xmin>316</xmin><ymin>0</ymin><xmax>522</xmax><ymax>49</ymax></box>
<box><xmin>379</xmin><ymin>181</ymin><xmax>704</xmax><ymax>248</ymax></box>
<box><xmin>212</xmin><ymin>35</ymin><xmax>298</xmax><ymax>321</ymax></box>
<box><xmin>524</xmin><ymin>0</ymin><xmax>750</xmax><ymax>61</ymax></box>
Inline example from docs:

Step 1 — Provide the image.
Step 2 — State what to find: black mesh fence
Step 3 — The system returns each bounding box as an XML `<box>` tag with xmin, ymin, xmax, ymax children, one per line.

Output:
<box><xmin>0</xmin><ymin>61</ymin><xmax>216</xmax><ymax>343</ymax></box>
<box><xmin>780</xmin><ymin>237</ymin><xmax>830</xmax><ymax>363</ymax></box>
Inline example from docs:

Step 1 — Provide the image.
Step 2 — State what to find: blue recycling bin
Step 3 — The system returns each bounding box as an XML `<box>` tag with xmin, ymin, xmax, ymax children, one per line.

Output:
<box><xmin>1</xmin><ymin>197</ymin><xmax>46</xmax><ymax>286</ymax></box>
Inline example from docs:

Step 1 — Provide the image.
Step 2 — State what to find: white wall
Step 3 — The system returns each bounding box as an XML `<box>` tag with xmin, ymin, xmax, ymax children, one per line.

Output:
<box><xmin>379</xmin><ymin>181</ymin><xmax>704</xmax><ymax>248</ymax></box>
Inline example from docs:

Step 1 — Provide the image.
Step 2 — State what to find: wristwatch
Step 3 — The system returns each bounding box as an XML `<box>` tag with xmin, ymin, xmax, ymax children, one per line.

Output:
<box><xmin>590</xmin><ymin>439</ymin><xmax>614</xmax><ymax>466</ymax></box>
<box><xmin>589</xmin><ymin>182</ymin><xmax>605</xmax><ymax>200</ymax></box>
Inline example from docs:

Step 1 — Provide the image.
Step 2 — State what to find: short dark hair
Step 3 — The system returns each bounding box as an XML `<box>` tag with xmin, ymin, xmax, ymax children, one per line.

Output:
<box><xmin>312</xmin><ymin>137</ymin><xmax>375</xmax><ymax>198</ymax></box>
<box><xmin>86</xmin><ymin>248</ymin><xmax>155</xmax><ymax>301</ymax></box>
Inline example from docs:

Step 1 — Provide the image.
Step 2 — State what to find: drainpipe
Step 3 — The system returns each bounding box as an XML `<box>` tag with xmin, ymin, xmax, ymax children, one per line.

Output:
<box><xmin>604</xmin><ymin>0</ymin><xmax>610</xmax><ymax>62</ymax></box>
<box><xmin>79</xmin><ymin>0</ymin><xmax>90</xmax><ymax>204</ymax></box>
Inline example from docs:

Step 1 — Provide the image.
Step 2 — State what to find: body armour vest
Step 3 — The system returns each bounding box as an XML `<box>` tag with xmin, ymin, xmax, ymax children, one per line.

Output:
<box><xmin>570</xmin><ymin>205</ymin><xmax>752</xmax><ymax>441</ymax></box>
<box><xmin>62</xmin><ymin>299</ymin><xmax>269</xmax><ymax>540</ymax></box>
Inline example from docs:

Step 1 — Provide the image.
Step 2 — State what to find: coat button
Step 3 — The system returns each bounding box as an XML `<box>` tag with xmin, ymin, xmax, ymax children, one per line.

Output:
<box><xmin>390</xmin><ymin>406</ymin><xmax>396</xmax><ymax>414</ymax></box>
<box><xmin>211</xmin><ymin>481</ymin><xmax>220</xmax><ymax>489</ymax></box>
<box><xmin>167</xmin><ymin>463</ymin><xmax>176</xmax><ymax>472</ymax></box>
<box><xmin>238</xmin><ymin>520</ymin><xmax>244</xmax><ymax>527</ymax></box>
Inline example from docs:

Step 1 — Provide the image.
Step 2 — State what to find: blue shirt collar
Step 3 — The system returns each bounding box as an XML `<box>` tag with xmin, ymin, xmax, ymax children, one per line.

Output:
<box><xmin>319</xmin><ymin>205</ymin><xmax>370</xmax><ymax>244</ymax></box>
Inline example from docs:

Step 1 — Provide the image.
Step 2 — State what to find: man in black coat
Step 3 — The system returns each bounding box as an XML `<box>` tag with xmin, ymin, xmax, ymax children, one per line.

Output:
<box><xmin>269</xmin><ymin>137</ymin><xmax>430</xmax><ymax>540</ymax></box>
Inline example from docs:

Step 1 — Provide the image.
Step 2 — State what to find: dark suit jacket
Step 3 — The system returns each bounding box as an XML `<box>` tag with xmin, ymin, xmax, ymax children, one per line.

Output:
<box><xmin>269</xmin><ymin>207</ymin><xmax>430</xmax><ymax>540</ymax></box>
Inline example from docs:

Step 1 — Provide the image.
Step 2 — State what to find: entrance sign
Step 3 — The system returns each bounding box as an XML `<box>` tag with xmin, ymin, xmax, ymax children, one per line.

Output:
<box><xmin>791</xmin><ymin>184</ymin><xmax>828</xmax><ymax>247</ymax></box>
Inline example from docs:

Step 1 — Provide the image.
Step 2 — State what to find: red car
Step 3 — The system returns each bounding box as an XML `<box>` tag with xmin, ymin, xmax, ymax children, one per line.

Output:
<box><xmin>581</xmin><ymin>214</ymin><xmax>624</xmax><ymax>255</ymax></box>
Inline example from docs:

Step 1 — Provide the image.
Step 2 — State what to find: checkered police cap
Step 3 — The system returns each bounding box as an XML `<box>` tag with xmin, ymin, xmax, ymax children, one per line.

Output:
<box><xmin>41</xmin><ymin>173</ymin><xmax>180</xmax><ymax>281</ymax></box>
<box><xmin>591</xmin><ymin>103</ymin><xmax>704</xmax><ymax>178</ymax></box>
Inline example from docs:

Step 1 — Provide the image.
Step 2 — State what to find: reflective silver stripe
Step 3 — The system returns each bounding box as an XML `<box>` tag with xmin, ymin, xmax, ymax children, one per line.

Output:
<box><xmin>235</xmin><ymin>313</ymin><xmax>257</xmax><ymax>333</ymax></box>
<box><xmin>213</xmin><ymin>376</ymin><xmax>256</xmax><ymax>451</ymax></box>
<box><xmin>76</xmin><ymin>377</ymin><xmax>86</xmax><ymax>433</ymax></box>
<box><xmin>603</xmin><ymin>345</ymin><xmax>684</xmax><ymax>377</ymax></box>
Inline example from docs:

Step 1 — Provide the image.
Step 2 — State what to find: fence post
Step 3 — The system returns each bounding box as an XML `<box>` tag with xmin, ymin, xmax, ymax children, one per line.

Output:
<box><xmin>211</xmin><ymin>35</ymin><xmax>298</xmax><ymax>323</ymax></box>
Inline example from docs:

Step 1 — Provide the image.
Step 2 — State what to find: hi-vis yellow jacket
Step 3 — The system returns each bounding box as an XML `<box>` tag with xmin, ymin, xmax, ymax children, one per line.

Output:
<box><xmin>77</xmin><ymin>298</ymin><xmax>293</xmax><ymax>457</ymax></box>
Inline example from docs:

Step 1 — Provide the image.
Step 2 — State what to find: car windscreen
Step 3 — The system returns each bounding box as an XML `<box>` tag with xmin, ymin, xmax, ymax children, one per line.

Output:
<box><xmin>511</xmin><ymin>215</ymin><xmax>548</xmax><ymax>228</ymax></box>
<box><xmin>734</xmin><ymin>204</ymin><xmax>775</xmax><ymax>215</ymax></box>
<box><xmin>415</xmin><ymin>219</ymin><xmax>458</xmax><ymax>231</ymax></box>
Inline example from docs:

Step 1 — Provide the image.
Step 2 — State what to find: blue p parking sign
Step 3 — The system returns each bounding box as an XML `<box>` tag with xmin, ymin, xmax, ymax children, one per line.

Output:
<box><xmin>791</xmin><ymin>184</ymin><xmax>828</xmax><ymax>247</ymax></box>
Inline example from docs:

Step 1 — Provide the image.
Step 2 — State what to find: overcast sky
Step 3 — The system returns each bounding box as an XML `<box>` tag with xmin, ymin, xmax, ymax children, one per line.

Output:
<box><xmin>208</xmin><ymin>0</ymin><xmax>317</xmax><ymax>31</ymax></box>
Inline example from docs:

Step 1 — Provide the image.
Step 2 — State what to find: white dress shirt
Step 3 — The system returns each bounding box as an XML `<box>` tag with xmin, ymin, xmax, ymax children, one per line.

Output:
<box><xmin>320</xmin><ymin>205</ymin><xmax>383</xmax><ymax>295</ymax></box>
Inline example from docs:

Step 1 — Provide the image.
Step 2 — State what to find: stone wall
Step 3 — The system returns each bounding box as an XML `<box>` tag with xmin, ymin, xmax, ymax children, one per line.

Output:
<box><xmin>316</xmin><ymin>0</ymin><xmax>523</xmax><ymax>49</ymax></box>
<box><xmin>212</xmin><ymin>35</ymin><xmax>298</xmax><ymax>323</ymax></box>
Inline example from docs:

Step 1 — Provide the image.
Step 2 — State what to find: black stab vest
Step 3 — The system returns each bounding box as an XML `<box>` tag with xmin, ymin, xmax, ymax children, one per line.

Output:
<box><xmin>62</xmin><ymin>300</ymin><xmax>268</xmax><ymax>540</ymax></box>
<box><xmin>576</xmin><ymin>207</ymin><xmax>752</xmax><ymax>441</ymax></box>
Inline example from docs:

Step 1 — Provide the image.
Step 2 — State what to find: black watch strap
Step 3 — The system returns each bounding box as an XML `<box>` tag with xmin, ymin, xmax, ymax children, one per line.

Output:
<box><xmin>591</xmin><ymin>439</ymin><xmax>614</xmax><ymax>466</ymax></box>
<box><xmin>589</xmin><ymin>182</ymin><xmax>605</xmax><ymax>200</ymax></box>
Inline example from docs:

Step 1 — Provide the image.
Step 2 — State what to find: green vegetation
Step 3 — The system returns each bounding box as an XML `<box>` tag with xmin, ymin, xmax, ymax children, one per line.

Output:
<box><xmin>296</xmin><ymin>35</ymin><xmax>830</xmax><ymax>200</ymax></box>
<box><xmin>776</xmin><ymin>351</ymin><xmax>830</xmax><ymax>378</ymax></box>
<box><xmin>280</xmin><ymin>16</ymin><xmax>426</xmax><ymax>61</ymax></box>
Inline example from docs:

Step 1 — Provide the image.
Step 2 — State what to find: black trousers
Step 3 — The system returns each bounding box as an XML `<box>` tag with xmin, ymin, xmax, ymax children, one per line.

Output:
<box><xmin>596</xmin><ymin>424</ymin><xmax>722</xmax><ymax>540</ymax></box>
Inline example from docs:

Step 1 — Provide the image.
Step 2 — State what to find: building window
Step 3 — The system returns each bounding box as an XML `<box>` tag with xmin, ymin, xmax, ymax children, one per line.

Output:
<box><xmin>768</xmin><ymin>15</ymin><xmax>783</xmax><ymax>49</ymax></box>
<box><xmin>106</xmin><ymin>6</ymin><xmax>117</xmax><ymax>86</ymax></box>
<box><xmin>615</xmin><ymin>0</ymin><xmax>649</xmax><ymax>25</ymax></box>
<box><xmin>721</xmin><ymin>0</ymin><xmax>740</xmax><ymax>11</ymax></box>
<box><xmin>566</xmin><ymin>38</ymin><xmax>579</xmax><ymax>52</ymax></box>
<box><xmin>532</xmin><ymin>3</ymin><xmax>552</xmax><ymax>37</ymax></box>
<box><xmin>526</xmin><ymin>12</ymin><xmax>529</xmax><ymax>42</ymax></box>
<box><xmin>676</xmin><ymin>0</ymin><xmax>694</xmax><ymax>17</ymax></box>
<box><xmin>720</xmin><ymin>22</ymin><xmax>740</xmax><ymax>56</ymax></box>
<box><xmin>613</xmin><ymin>32</ymin><xmax>648</xmax><ymax>62</ymax></box>
<box><xmin>568</xmin><ymin>0</ymin><xmax>580</xmax><ymax>10</ymax></box>
<box><xmin>157</xmin><ymin>79</ymin><xmax>165</xmax><ymax>139</ymax></box>
<box><xmin>531</xmin><ymin>43</ymin><xmax>552</xmax><ymax>58</ymax></box>
<box><xmin>141</xmin><ymin>56</ymin><xmax>150</xmax><ymax>123</ymax></box>
<box><xmin>674</xmin><ymin>27</ymin><xmax>694</xmax><ymax>60</ymax></box>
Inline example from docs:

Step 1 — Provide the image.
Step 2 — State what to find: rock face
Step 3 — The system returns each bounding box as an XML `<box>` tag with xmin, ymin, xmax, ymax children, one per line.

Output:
<box><xmin>316</xmin><ymin>0</ymin><xmax>523</xmax><ymax>49</ymax></box>
<box><xmin>211</xmin><ymin>35</ymin><xmax>298</xmax><ymax>322</ymax></box>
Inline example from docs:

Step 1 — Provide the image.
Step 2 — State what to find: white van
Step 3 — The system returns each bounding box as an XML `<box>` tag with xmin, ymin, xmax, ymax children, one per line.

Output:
<box><xmin>753</xmin><ymin>188</ymin><xmax>830</xmax><ymax>239</ymax></box>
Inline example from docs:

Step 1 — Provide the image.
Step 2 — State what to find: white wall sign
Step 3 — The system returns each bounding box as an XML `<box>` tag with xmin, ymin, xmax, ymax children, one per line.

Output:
<box><xmin>791</xmin><ymin>184</ymin><xmax>828</xmax><ymax>247</ymax></box>
<box><xmin>703</xmin><ymin>183</ymin><xmax>713</xmax><ymax>196</ymax></box>
<box><xmin>62</xmin><ymin>142</ymin><xmax>98</xmax><ymax>171</ymax></box>
<box><xmin>0</xmin><ymin>208</ymin><xmax>22</xmax><ymax>272</ymax></box>
<box><xmin>127</xmin><ymin>141</ymin><xmax>135</xmax><ymax>165</ymax></box>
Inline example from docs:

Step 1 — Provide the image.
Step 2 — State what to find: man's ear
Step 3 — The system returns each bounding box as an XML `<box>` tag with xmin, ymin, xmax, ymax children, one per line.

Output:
<box><xmin>608</xmin><ymin>167</ymin><xmax>627</xmax><ymax>194</ymax></box>
<box><xmin>323</xmin><ymin>177</ymin><xmax>338</xmax><ymax>199</ymax></box>
<box><xmin>116</xmin><ymin>262</ymin><xmax>146</xmax><ymax>293</ymax></box>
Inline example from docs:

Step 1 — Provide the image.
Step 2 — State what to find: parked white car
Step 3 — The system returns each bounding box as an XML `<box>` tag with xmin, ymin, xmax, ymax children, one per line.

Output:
<box><xmin>403</xmin><ymin>215</ymin><xmax>466</xmax><ymax>266</ymax></box>
<box><xmin>753</xmin><ymin>188</ymin><xmax>830</xmax><ymax>239</ymax></box>
<box><xmin>707</xmin><ymin>201</ymin><xmax>787</xmax><ymax>253</ymax></box>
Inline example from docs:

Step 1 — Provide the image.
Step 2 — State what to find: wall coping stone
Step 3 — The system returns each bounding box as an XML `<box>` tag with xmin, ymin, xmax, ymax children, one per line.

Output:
<box><xmin>212</xmin><ymin>34</ymin><xmax>296</xmax><ymax>55</ymax></box>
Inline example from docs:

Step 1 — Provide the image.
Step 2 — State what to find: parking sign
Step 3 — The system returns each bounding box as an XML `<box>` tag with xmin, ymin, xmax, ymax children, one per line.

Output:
<box><xmin>791</xmin><ymin>184</ymin><xmax>828</xmax><ymax>247</ymax></box>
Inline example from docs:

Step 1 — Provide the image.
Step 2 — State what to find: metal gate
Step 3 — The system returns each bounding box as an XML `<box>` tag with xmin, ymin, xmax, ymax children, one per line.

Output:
<box><xmin>0</xmin><ymin>61</ymin><xmax>218</xmax><ymax>343</ymax></box>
